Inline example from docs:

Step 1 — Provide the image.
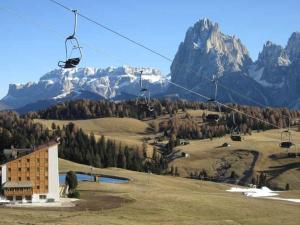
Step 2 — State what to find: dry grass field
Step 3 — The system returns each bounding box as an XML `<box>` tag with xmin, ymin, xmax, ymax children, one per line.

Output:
<box><xmin>36</xmin><ymin>117</ymin><xmax>150</xmax><ymax>148</ymax></box>
<box><xmin>36</xmin><ymin>114</ymin><xmax>300</xmax><ymax>190</ymax></box>
<box><xmin>0</xmin><ymin>159</ymin><xmax>299</xmax><ymax>225</ymax></box>
<box><xmin>172</xmin><ymin>128</ymin><xmax>300</xmax><ymax>190</ymax></box>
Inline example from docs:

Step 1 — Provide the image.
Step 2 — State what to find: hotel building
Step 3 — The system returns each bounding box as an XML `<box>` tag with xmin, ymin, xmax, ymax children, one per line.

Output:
<box><xmin>0</xmin><ymin>141</ymin><xmax>60</xmax><ymax>203</ymax></box>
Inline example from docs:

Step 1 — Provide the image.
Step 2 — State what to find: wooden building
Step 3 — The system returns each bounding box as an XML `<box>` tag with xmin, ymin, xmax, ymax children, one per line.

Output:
<box><xmin>0</xmin><ymin>141</ymin><xmax>60</xmax><ymax>203</ymax></box>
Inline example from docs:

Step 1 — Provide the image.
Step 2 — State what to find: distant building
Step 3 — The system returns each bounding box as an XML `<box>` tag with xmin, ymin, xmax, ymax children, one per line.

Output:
<box><xmin>179</xmin><ymin>139</ymin><xmax>190</xmax><ymax>145</ymax></box>
<box><xmin>0</xmin><ymin>141</ymin><xmax>60</xmax><ymax>203</ymax></box>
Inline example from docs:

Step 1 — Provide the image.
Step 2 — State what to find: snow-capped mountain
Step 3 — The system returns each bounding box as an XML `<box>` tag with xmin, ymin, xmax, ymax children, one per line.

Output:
<box><xmin>2</xmin><ymin>18</ymin><xmax>300</xmax><ymax>111</ymax></box>
<box><xmin>1</xmin><ymin>66</ymin><xmax>169</xmax><ymax>109</ymax></box>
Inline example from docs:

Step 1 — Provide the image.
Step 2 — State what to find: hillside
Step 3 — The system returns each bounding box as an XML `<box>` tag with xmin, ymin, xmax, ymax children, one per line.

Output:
<box><xmin>36</xmin><ymin>117</ymin><xmax>150</xmax><ymax>148</ymax></box>
<box><xmin>0</xmin><ymin>158</ymin><xmax>299</xmax><ymax>225</ymax></box>
<box><xmin>172</xmin><ymin>128</ymin><xmax>300</xmax><ymax>190</ymax></box>
<box><xmin>36</xmin><ymin>110</ymin><xmax>300</xmax><ymax>190</ymax></box>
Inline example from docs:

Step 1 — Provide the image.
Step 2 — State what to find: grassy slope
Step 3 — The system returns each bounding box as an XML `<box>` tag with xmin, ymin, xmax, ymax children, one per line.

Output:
<box><xmin>0</xmin><ymin>159</ymin><xmax>299</xmax><ymax>225</ymax></box>
<box><xmin>37</xmin><ymin>113</ymin><xmax>300</xmax><ymax>189</ymax></box>
<box><xmin>36</xmin><ymin>117</ymin><xmax>150</xmax><ymax>148</ymax></box>
<box><xmin>173</xmin><ymin>128</ymin><xmax>300</xmax><ymax>189</ymax></box>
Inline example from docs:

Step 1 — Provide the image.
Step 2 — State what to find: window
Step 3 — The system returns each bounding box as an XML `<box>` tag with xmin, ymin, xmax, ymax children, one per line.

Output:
<box><xmin>27</xmin><ymin>177</ymin><xmax>30</xmax><ymax>181</ymax></box>
<box><xmin>45</xmin><ymin>176</ymin><xmax>48</xmax><ymax>180</ymax></box>
<box><xmin>8</xmin><ymin>177</ymin><xmax>11</xmax><ymax>181</ymax></box>
<box><xmin>27</xmin><ymin>158</ymin><xmax>30</xmax><ymax>163</ymax></box>
<box><xmin>45</xmin><ymin>158</ymin><xmax>48</xmax><ymax>163</ymax></box>
<box><xmin>36</xmin><ymin>185</ymin><xmax>40</xmax><ymax>189</ymax></box>
<box><xmin>45</xmin><ymin>167</ymin><xmax>48</xmax><ymax>172</ymax></box>
<box><xmin>39</xmin><ymin>195</ymin><xmax>46</xmax><ymax>200</ymax></box>
<box><xmin>18</xmin><ymin>177</ymin><xmax>21</xmax><ymax>181</ymax></box>
<box><xmin>37</xmin><ymin>158</ymin><xmax>40</xmax><ymax>163</ymax></box>
<box><xmin>6</xmin><ymin>196</ymin><xmax>13</xmax><ymax>201</ymax></box>
<box><xmin>26</xmin><ymin>167</ymin><xmax>30</xmax><ymax>172</ymax></box>
<box><xmin>18</xmin><ymin>168</ymin><xmax>21</xmax><ymax>172</ymax></box>
<box><xmin>45</xmin><ymin>185</ymin><xmax>48</xmax><ymax>190</ymax></box>
<box><xmin>37</xmin><ymin>168</ymin><xmax>40</xmax><ymax>172</ymax></box>
<box><xmin>36</xmin><ymin>176</ymin><xmax>40</xmax><ymax>180</ymax></box>
<box><xmin>25</xmin><ymin>195</ymin><xmax>32</xmax><ymax>201</ymax></box>
<box><xmin>8</xmin><ymin>168</ymin><xmax>11</xmax><ymax>172</ymax></box>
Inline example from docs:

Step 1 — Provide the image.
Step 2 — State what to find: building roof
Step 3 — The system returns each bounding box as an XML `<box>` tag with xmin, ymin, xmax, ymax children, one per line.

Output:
<box><xmin>3</xmin><ymin>181</ymin><xmax>33</xmax><ymax>188</ymax></box>
<box><xmin>0</xmin><ymin>140</ymin><xmax>59</xmax><ymax>165</ymax></box>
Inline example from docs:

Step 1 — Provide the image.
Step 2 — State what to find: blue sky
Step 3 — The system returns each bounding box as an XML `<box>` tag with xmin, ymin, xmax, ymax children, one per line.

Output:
<box><xmin>0</xmin><ymin>0</ymin><xmax>299</xmax><ymax>98</ymax></box>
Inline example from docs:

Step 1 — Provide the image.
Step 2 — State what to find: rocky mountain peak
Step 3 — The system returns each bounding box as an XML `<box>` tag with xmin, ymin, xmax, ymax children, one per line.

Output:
<box><xmin>171</xmin><ymin>18</ymin><xmax>252</xmax><ymax>90</ymax></box>
<box><xmin>257</xmin><ymin>41</ymin><xmax>290</xmax><ymax>67</ymax></box>
<box><xmin>286</xmin><ymin>32</ymin><xmax>300</xmax><ymax>61</ymax></box>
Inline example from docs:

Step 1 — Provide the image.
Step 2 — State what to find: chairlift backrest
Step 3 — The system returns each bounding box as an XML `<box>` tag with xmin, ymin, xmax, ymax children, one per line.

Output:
<box><xmin>231</xmin><ymin>134</ymin><xmax>242</xmax><ymax>141</ymax></box>
<box><xmin>206</xmin><ymin>114</ymin><xmax>220</xmax><ymax>122</ymax></box>
<box><xmin>58</xmin><ymin>10</ymin><xmax>82</xmax><ymax>69</ymax></box>
<box><xmin>280</xmin><ymin>141</ymin><xmax>294</xmax><ymax>149</ymax></box>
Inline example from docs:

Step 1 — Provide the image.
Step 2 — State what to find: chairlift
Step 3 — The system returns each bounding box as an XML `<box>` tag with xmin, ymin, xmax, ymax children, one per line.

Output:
<box><xmin>136</xmin><ymin>71</ymin><xmax>155</xmax><ymax>116</ymax></box>
<box><xmin>58</xmin><ymin>10</ymin><xmax>82</xmax><ymax>69</ymax></box>
<box><xmin>206</xmin><ymin>75</ymin><xmax>221</xmax><ymax>123</ymax></box>
<box><xmin>230</xmin><ymin>112</ymin><xmax>242</xmax><ymax>141</ymax></box>
<box><xmin>280</xmin><ymin>130</ymin><xmax>294</xmax><ymax>149</ymax></box>
<box><xmin>279</xmin><ymin>116</ymin><xmax>295</xmax><ymax>149</ymax></box>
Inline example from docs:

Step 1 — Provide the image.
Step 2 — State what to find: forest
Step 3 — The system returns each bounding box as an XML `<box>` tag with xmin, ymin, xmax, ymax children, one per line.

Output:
<box><xmin>0</xmin><ymin>111</ymin><xmax>167</xmax><ymax>174</ymax></box>
<box><xmin>1</xmin><ymin>99</ymin><xmax>300</xmax><ymax>174</ymax></box>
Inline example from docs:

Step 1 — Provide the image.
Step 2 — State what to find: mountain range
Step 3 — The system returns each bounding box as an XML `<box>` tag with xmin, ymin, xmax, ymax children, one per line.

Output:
<box><xmin>0</xmin><ymin>66</ymin><xmax>169</xmax><ymax>111</ymax></box>
<box><xmin>170</xmin><ymin>18</ymin><xmax>300</xmax><ymax>108</ymax></box>
<box><xmin>1</xmin><ymin>18</ymin><xmax>300</xmax><ymax>112</ymax></box>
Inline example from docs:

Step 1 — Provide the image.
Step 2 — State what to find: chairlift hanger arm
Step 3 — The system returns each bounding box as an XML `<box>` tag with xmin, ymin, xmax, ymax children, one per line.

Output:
<box><xmin>71</xmin><ymin>9</ymin><xmax>78</xmax><ymax>38</ymax></box>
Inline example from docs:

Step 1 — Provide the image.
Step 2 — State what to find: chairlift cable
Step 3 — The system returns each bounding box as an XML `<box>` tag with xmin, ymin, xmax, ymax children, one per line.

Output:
<box><xmin>48</xmin><ymin>0</ymin><xmax>174</xmax><ymax>62</ymax></box>
<box><xmin>2</xmin><ymin>3</ymin><xmax>296</xmax><ymax>133</ymax></box>
<box><xmin>47</xmin><ymin>0</ymin><xmax>285</xmax><ymax>111</ymax></box>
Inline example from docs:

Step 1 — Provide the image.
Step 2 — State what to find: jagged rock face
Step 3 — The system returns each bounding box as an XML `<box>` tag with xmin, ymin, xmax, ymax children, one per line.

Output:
<box><xmin>249</xmin><ymin>41</ymin><xmax>290</xmax><ymax>87</ymax></box>
<box><xmin>248</xmin><ymin>33</ymin><xmax>300</xmax><ymax>107</ymax></box>
<box><xmin>257</xmin><ymin>41</ymin><xmax>290</xmax><ymax>68</ymax></box>
<box><xmin>170</xmin><ymin>18</ymin><xmax>300</xmax><ymax>108</ymax></box>
<box><xmin>0</xmin><ymin>66</ymin><xmax>169</xmax><ymax>109</ymax></box>
<box><xmin>286</xmin><ymin>32</ymin><xmax>300</xmax><ymax>61</ymax></box>
<box><xmin>171</xmin><ymin>18</ymin><xmax>252</xmax><ymax>90</ymax></box>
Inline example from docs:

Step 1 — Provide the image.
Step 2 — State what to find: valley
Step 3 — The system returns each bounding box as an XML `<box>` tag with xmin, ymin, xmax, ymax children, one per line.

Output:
<box><xmin>37</xmin><ymin>109</ymin><xmax>300</xmax><ymax>191</ymax></box>
<box><xmin>1</xmin><ymin>2</ymin><xmax>300</xmax><ymax>224</ymax></box>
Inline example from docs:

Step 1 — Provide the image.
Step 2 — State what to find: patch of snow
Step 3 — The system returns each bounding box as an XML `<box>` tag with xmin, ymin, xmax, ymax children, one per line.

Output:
<box><xmin>53</xmin><ymin>92</ymin><xmax>71</xmax><ymax>99</ymax></box>
<box><xmin>193</xmin><ymin>42</ymin><xmax>200</xmax><ymax>49</ymax></box>
<box><xmin>5</xmin><ymin>198</ymin><xmax>78</xmax><ymax>208</ymax></box>
<box><xmin>248</xmin><ymin>65</ymin><xmax>284</xmax><ymax>88</ymax></box>
<box><xmin>248</xmin><ymin>65</ymin><xmax>264</xmax><ymax>82</ymax></box>
<box><xmin>227</xmin><ymin>187</ymin><xmax>300</xmax><ymax>203</ymax></box>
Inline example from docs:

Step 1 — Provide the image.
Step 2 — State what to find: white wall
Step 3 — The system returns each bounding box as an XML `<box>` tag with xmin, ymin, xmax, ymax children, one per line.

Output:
<box><xmin>1</xmin><ymin>165</ymin><xmax>6</xmax><ymax>184</ymax></box>
<box><xmin>47</xmin><ymin>144</ymin><xmax>60</xmax><ymax>201</ymax></box>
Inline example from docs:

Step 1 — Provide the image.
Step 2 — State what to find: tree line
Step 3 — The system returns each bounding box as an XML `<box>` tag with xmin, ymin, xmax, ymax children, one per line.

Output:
<box><xmin>0</xmin><ymin>111</ymin><xmax>167</xmax><ymax>174</ymax></box>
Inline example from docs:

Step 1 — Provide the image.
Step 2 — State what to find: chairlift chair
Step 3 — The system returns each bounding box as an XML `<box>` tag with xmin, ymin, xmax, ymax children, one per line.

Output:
<box><xmin>279</xmin><ymin>116</ymin><xmax>295</xmax><ymax>149</ymax></box>
<box><xmin>58</xmin><ymin>10</ymin><xmax>82</xmax><ymax>69</ymax></box>
<box><xmin>230</xmin><ymin>113</ymin><xmax>242</xmax><ymax>141</ymax></box>
<box><xmin>205</xmin><ymin>75</ymin><xmax>222</xmax><ymax>124</ymax></box>
<box><xmin>136</xmin><ymin>71</ymin><xmax>155</xmax><ymax>115</ymax></box>
<box><xmin>280</xmin><ymin>130</ymin><xmax>294</xmax><ymax>149</ymax></box>
<box><xmin>230</xmin><ymin>133</ymin><xmax>242</xmax><ymax>141</ymax></box>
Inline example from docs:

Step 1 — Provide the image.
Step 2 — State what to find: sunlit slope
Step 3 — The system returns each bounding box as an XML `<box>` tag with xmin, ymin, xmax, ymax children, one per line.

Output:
<box><xmin>36</xmin><ymin>117</ymin><xmax>150</xmax><ymax>147</ymax></box>
<box><xmin>173</xmin><ymin>128</ymin><xmax>300</xmax><ymax>189</ymax></box>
